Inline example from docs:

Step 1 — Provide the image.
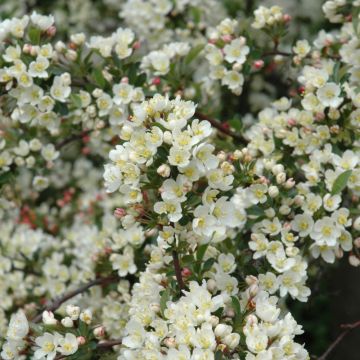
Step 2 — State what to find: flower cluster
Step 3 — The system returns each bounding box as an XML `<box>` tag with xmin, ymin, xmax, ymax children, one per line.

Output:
<box><xmin>205</xmin><ymin>18</ymin><xmax>249</xmax><ymax>95</ymax></box>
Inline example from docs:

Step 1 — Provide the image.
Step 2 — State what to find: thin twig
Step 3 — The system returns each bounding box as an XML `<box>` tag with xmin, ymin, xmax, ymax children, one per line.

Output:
<box><xmin>318</xmin><ymin>320</ymin><xmax>360</xmax><ymax>360</ymax></box>
<box><xmin>196</xmin><ymin>112</ymin><xmax>247</xmax><ymax>144</ymax></box>
<box><xmin>55</xmin><ymin>129</ymin><xmax>93</xmax><ymax>150</ymax></box>
<box><xmin>32</xmin><ymin>275</ymin><xmax>118</xmax><ymax>323</ymax></box>
<box><xmin>172</xmin><ymin>250</ymin><xmax>185</xmax><ymax>291</ymax></box>
<box><xmin>97</xmin><ymin>339</ymin><xmax>123</xmax><ymax>348</ymax></box>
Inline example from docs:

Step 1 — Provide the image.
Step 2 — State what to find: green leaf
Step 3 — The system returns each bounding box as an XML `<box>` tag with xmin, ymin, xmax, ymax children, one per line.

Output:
<box><xmin>91</xmin><ymin>68</ymin><xmax>106</xmax><ymax>88</ymax></box>
<box><xmin>202</xmin><ymin>258</ymin><xmax>215</xmax><ymax>273</ymax></box>
<box><xmin>0</xmin><ymin>171</ymin><xmax>14</xmax><ymax>186</ymax></box>
<box><xmin>231</xmin><ymin>296</ymin><xmax>241</xmax><ymax>316</ymax></box>
<box><xmin>331</xmin><ymin>170</ymin><xmax>352</xmax><ymax>195</ymax></box>
<box><xmin>184</xmin><ymin>44</ymin><xmax>205</xmax><ymax>65</ymax></box>
<box><xmin>190</xmin><ymin>7</ymin><xmax>202</xmax><ymax>24</ymax></box>
<box><xmin>215</xmin><ymin>351</ymin><xmax>223</xmax><ymax>360</ymax></box>
<box><xmin>160</xmin><ymin>289</ymin><xmax>170</xmax><ymax>316</ymax></box>
<box><xmin>70</xmin><ymin>94</ymin><xmax>82</xmax><ymax>108</ymax></box>
<box><xmin>196</xmin><ymin>243</ymin><xmax>209</xmax><ymax>262</ymax></box>
<box><xmin>28</xmin><ymin>27</ymin><xmax>41</xmax><ymax>45</ymax></box>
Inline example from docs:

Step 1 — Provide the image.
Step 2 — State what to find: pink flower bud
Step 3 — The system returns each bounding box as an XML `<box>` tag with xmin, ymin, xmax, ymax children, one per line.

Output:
<box><xmin>253</xmin><ymin>60</ymin><xmax>264</xmax><ymax>70</ymax></box>
<box><xmin>287</xmin><ymin>118</ymin><xmax>296</xmax><ymax>126</ymax></box>
<box><xmin>315</xmin><ymin>112</ymin><xmax>325</xmax><ymax>121</ymax></box>
<box><xmin>152</xmin><ymin>77</ymin><xmax>161</xmax><ymax>86</ymax></box>
<box><xmin>114</xmin><ymin>208</ymin><xmax>126</xmax><ymax>218</ymax></box>
<box><xmin>181</xmin><ymin>268</ymin><xmax>192</xmax><ymax>277</ymax></box>
<box><xmin>221</xmin><ymin>34</ymin><xmax>232</xmax><ymax>43</ymax></box>
<box><xmin>23</xmin><ymin>44</ymin><xmax>32</xmax><ymax>54</ymax></box>
<box><xmin>46</xmin><ymin>26</ymin><xmax>57</xmax><ymax>37</ymax></box>
<box><xmin>132</xmin><ymin>41</ymin><xmax>141</xmax><ymax>50</ymax></box>
<box><xmin>93</xmin><ymin>326</ymin><xmax>106</xmax><ymax>338</ymax></box>
<box><xmin>283</xmin><ymin>14</ymin><xmax>292</xmax><ymax>23</ymax></box>
<box><xmin>121</xmin><ymin>77</ymin><xmax>129</xmax><ymax>84</ymax></box>
<box><xmin>77</xmin><ymin>336</ymin><xmax>86</xmax><ymax>345</ymax></box>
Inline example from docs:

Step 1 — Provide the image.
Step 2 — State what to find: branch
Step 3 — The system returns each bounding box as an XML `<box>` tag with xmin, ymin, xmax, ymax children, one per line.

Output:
<box><xmin>318</xmin><ymin>320</ymin><xmax>360</xmax><ymax>360</ymax></box>
<box><xmin>196</xmin><ymin>112</ymin><xmax>247</xmax><ymax>144</ymax></box>
<box><xmin>97</xmin><ymin>339</ymin><xmax>123</xmax><ymax>348</ymax></box>
<box><xmin>32</xmin><ymin>275</ymin><xmax>118</xmax><ymax>323</ymax></box>
<box><xmin>55</xmin><ymin>129</ymin><xmax>93</xmax><ymax>150</ymax></box>
<box><xmin>262</xmin><ymin>50</ymin><xmax>293</xmax><ymax>57</ymax></box>
<box><xmin>172</xmin><ymin>250</ymin><xmax>185</xmax><ymax>291</ymax></box>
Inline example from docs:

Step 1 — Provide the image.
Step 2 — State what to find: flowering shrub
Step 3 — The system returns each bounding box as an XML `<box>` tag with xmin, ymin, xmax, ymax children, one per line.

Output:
<box><xmin>0</xmin><ymin>1</ymin><xmax>360</xmax><ymax>359</ymax></box>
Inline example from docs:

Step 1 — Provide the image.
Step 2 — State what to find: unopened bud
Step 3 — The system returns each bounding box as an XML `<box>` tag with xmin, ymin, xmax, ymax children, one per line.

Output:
<box><xmin>114</xmin><ymin>208</ymin><xmax>126</xmax><ymax>218</ymax></box>
<box><xmin>77</xmin><ymin>336</ymin><xmax>86</xmax><ymax>345</ymax></box>
<box><xmin>284</xmin><ymin>178</ymin><xmax>295</xmax><ymax>189</ymax></box>
<box><xmin>61</xmin><ymin>317</ymin><xmax>74</xmax><ymax>328</ymax></box>
<box><xmin>253</xmin><ymin>60</ymin><xmax>264</xmax><ymax>70</ymax></box>
<box><xmin>157</xmin><ymin>164</ymin><xmax>171</xmax><ymax>178</ymax></box>
<box><xmin>276</xmin><ymin>172</ymin><xmax>286</xmax><ymax>184</ymax></box>
<box><xmin>224</xmin><ymin>333</ymin><xmax>240</xmax><ymax>349</ymax></box>
<box><xmin>349</xmin><ymin>255</ymin><xmax>360</xmax><ymax>267</ymax></box>
<box><xmin>46</xmin><ymin>26</ymin><xmax>56</xmax><ymax>37</ymax></box>
<box><xmin>93</xmin><ymin>326</ymin><xmax>106</xmax><ymax>338</ymax></box>
<box><xmin>163</xmin><ymin>337</ymin><xmax>176</xmax><ymax>348</ymax></box>
<box><xmin>42</xmin><ymin>311</ymin><xmax>57</xmax><ymax>325</ymax></box>
<box><xmin>215</xmin><ymin>324</ymin><xmax>232</xmax><ymax>338</ymax></box>
<box><xmin>268</xmin><ymin>185</ymin><xmax>279</xmax><ymax>198</ymax></box>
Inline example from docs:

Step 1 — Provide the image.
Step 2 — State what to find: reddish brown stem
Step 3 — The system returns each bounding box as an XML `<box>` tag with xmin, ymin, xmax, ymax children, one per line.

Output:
<box><xmin>32</xmin><ymin>275</ymin><xmax>118</xmax><ymax>323</ymax></box>
<box><xmin>318</xmin><ymin>320</ymin><xmax>360</xmax><ymax>360</ymax></box>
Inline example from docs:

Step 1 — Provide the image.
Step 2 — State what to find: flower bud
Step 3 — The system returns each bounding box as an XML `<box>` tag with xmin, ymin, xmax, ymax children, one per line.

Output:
<box><xmin>92</xmin><ymin>88</ymin><xmax>103</xmax><ymax>98</ymax></box>
<box><xmin>268</xmin><ymin>185</ymin><xmax>279</xmax><ymax>198</ymax></box>
<box><xmin>46</xmin><ymin>26</ymin><xmax>56</xmax><ymax>37</ymax></box>
<box><xmin>209</xmin><ymin>315</ymin><xmax>219</xmax><ymax>327</ymax></box>
<box><xmin>80</xmin><ymin>309</ymin><xmax>93</xmax><ymax>324</ymax></box>
<box><xmin>284</xmin><ymin>178</ymin><xmax>295</xmax><ymax>189</ymax></box>
<box><xmin>353</xmin><ymin>217</ymin><xmax>360</xmax><ymax>231</ymax></box>
<box><xmin>246</xmin><ymin>314</ymin><xmax>258</xmax><ymax>326</ymax></box>
<box><xmin>163</xmin><ymin>131</ymin><xmax>172</xmax><ymax>145</ymax></box>
<box><xmin>253</xmin><ymin>60</ymin><xmax>264</xmax><ymax>70</ymax></box>
<box><xmin>114</xmin><ymin>208</ymin><xmax>126</xmax><ymax>218</ymax></box>
<box><xmin>61</xmin><ymin>317</ymin><xmax>74</xmax><ymax>328</ymax></box>
<box><xmin>286</xmin><ymin>246</ymin><xmax>299</xmax><ymax>257</ymax></box>
<box><xmin>163</xmin><ymin>337</ymin><xmax>176</xmax><ymax>348</ymax></box>
<box><xmin>224</xmin><ymin>333</ymin><xmax>240</xmax><ymax>349</ymax></box>
<box><xmin>349</xmin><ymin>255</ymin><xmax>360</xmax><ymax>267</ymax></box>
<box><xmin>157</xmin><ymin>164</ymin><xmax>171</xmax><ymax>178</ymax></box>
<box><xmin>70</xmin><ymin>33</ymin><xmax>86</xmax><ymax>46</ymax></box>
<box><xmin>245</xmin><ymin>275</ymin><xmax>258</xmax><ymax>286</ymax></box>
<box><xmin>207</xmin><ymin>278</ymin><xmax>217</xmax><ymax>292</ymax></box>
<box><xmin>150</xmin><ymin>303</ymin><xmax>161</xmax><ymax>313</ymax></box>
<box><xmin>354</xmin><ymin>238</ymin><xmax>360</xmax><ymax>248</ymax></box>
<box><xmin>276</xmin><ymin>172</ymin><xmax>286</xmax><ymax>184</ymax></box>
<box><xmin>55</xmin><ymin>41</ymin><xmax>66</xmax><ymax>52</ymax></box>
<box><xmin>93</xmin><ymin>326</ymin><xmax>106</xmax><ymax>339</ymax></box>
<box><xmin>29</xmin><ymin>138</ymin><xmax>42</xmax><ymax>151</ymax></box>
<box><xmin>215</xmin><ymin>324</ymin><xmax>232</xmax><ymax>338</ymax></box>
<box><xmin>279</xmin><ymin>205</ymin><xmax>291</xmax><ymax>215</ymax></box>
<box><xmin>66</xmin><ymin>304</ymin><xmax>80</xmax><ymax>320</ymax></box>
<box><xmin>77</xmin><ymin>336</ymin><xmax>86</xmax><ymax>345</ymax></box>
<box><xmin>42</xmin><ymin>311</ymin><xmax>57</xmax><ymax>325</ymax></box>
<box><xmin>249</xmin><ymin>283</ymin><xmax>259</xmax><ymax>297</ymax></box>
<box><xmin>265</xmin><ymin>208</ymin><xmax>275</xmax><ymax>218</ymax></box>
<box><xmin>272</xmin><ymin>164</ymin><xmax>284</xmax><ymax>175</ymax></box>
<box><xmin>152</xmin><ymin>77</ymin><xmax>161</xmax><ymax>86</ymax></box>
<box><xmin>65</xmin><ymin>49</ymin><xmax>77</xmax><ymax>61</ymax></box>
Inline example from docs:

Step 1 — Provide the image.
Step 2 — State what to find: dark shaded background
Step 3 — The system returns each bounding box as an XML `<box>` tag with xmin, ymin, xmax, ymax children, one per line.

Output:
<box><xmin>289</xmin><ymin>260</ymin><xmax>360</xmax><ymax>359</ymax></box>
